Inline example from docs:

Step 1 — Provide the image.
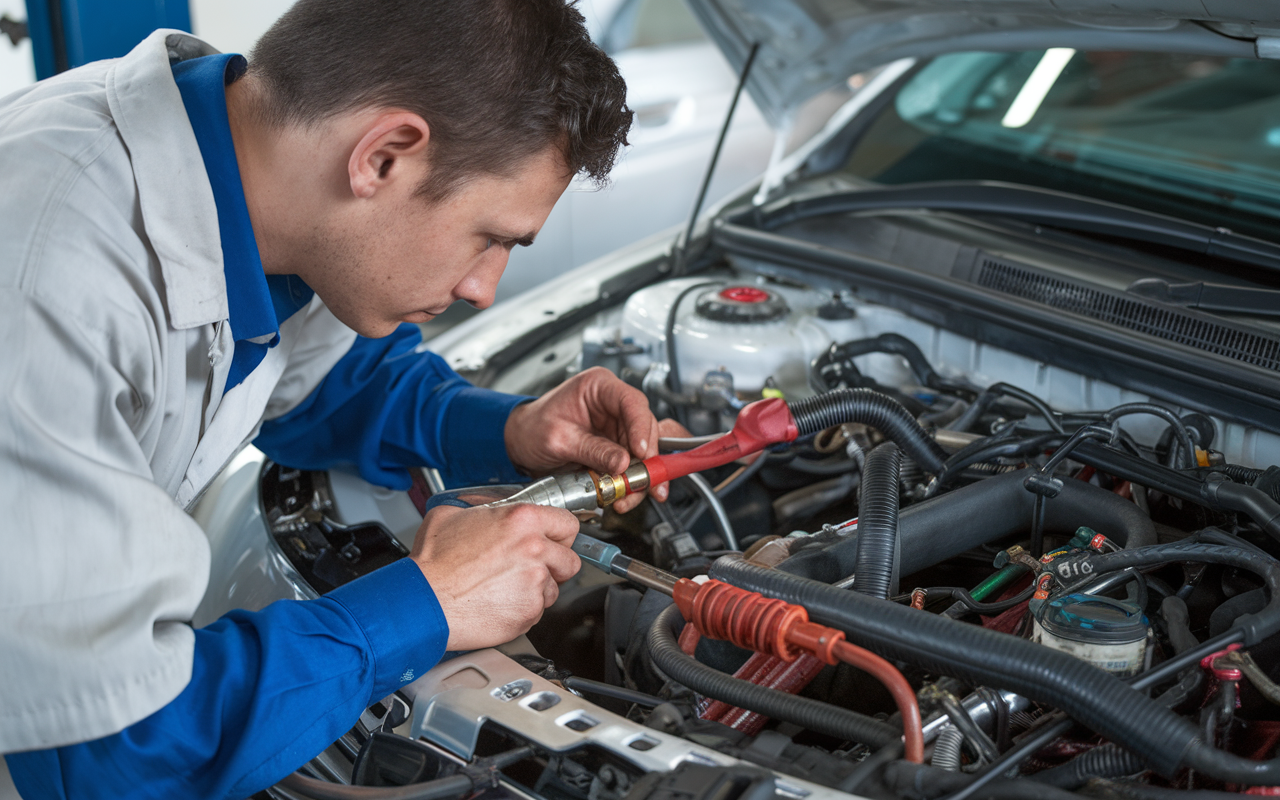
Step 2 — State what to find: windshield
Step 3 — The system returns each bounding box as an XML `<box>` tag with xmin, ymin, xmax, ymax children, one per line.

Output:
<box><xmin>837</xmin><ymin>51</ymin><xmax>1280</xmax><ymax>240</ymax></box>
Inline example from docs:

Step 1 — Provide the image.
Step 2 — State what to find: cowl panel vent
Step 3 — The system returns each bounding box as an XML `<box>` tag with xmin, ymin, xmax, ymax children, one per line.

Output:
<box><xmin>975</xmin><ymin>257</ymin><xmax>1280</xmax><ymax>373</ymax></box>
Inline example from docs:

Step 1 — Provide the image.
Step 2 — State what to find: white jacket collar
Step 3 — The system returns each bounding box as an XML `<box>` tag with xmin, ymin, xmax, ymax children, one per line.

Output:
<box><xmin>106</xmin><ymin>30</ymin><xmax>229</xmax><ymax>330</ymax></box>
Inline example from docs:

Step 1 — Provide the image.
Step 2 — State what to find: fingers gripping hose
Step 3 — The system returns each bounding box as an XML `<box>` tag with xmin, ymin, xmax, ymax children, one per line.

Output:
<box><xmin>787</xmin><ymin>388</ymin><xmax>948</xmax><ymax>474</ymax></box>
<box><xmin>854</xmin><ymin>443</ymin><xmax>902</xmax><ymax>599</ymax></box>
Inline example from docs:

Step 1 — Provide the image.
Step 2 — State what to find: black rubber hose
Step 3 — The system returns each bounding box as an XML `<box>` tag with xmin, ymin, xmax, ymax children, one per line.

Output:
<box><xmin>933</xmin><ymin>431</ymin><xmax>1065</xmax><ymax>489</ymax></box>
<box><xmin>782</xmin><ymin>467</ymin><xmax>1156</xmax><ymax>585</ymax></box>
<box><xmin>1071</xmin><ymin>442</ymin><xmax>1280</xmax><ymax>542</ymax></box>
<box><xmin>280</xmin><ymin>772</ymin><xmax>473</xmax><ymax>800</ymax></box>
<box><xmin>562</xmin><ymin>676</ymin><xmax>663</xmax><ymax>708</ymax></box>
<box><xmin>646</xmin><ymin>604</ymin><xmax>899</xmax><ymax>748</ymax></box>
<box><xmin>1159</xmin><ymin>596</ymin><xmax>1199</xmax><ymax>656</ymax></box>
<box><xmin>828</xmin><ymin>333</ymin><xmax>967</xmax><ymax>394</ymax></box>
<box><xmin>949</xmin><ymin>382</ymin><xmax>1064</xmax><ymax>435</ymax></box>
<box><xmin>854</xmin><ymin>442</ymin><xmax>902</xmax><ymax>599</ymax></box>
<box><xmin>786</xmin><ymin>388</ymin><xmax>948</xmax><ymax>474</ymax></box>
<box><xmin>1103</xmin><ymin>403</ymin><xmax>1197</xmax><ymax>469</ymax></box>
<box><xmin>714</xmin><ymin>546</ymin><xmax>1280</xmax><ymax>784</ymax></box>
<box><xmin>1032</xmin><ymin>743</ymin><xmax>1147</xmax><ymax>789</ymax></box>
<box><xmin>709</xmin><ymin>557</ymin><xmax>1199</xmax><ymax>777</ymax></box>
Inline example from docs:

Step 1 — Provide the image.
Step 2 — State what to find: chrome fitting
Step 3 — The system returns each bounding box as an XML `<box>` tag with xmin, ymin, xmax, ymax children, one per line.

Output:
<box><xmin>485</xmin><ymin>472</ymin><xmax>601</xmax><ymax>513</ymax></box>
<box><xmin>622</xmin><ymin>462</ymin><xmax>651</xmax><ymax>493</ymax></box>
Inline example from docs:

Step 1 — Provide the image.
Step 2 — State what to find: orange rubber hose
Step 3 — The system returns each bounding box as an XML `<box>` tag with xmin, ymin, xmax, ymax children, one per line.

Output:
<box><xmin>833</xmin><ymin>640</ymin><xmax>924</xmax><ymax>763</ymax></box>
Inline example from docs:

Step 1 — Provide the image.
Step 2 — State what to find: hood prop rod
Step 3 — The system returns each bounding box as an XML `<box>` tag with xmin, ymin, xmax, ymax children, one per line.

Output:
<box><xmin>674</xmin><ymin>40</ymin><xmax>760</xmax><ymax>274</ymax></box>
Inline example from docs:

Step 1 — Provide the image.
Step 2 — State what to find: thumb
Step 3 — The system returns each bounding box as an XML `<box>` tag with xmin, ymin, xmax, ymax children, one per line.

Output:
<box><xmin>574</xmin><ymin>433</ymin><xmax>632</xmax><ymax>475</ymax></box>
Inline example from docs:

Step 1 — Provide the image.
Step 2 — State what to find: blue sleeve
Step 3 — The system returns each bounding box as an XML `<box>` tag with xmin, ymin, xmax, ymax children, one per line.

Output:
<box><xmin>5</xmin><ymin>558</ymin><xmax>446</xmax><ymax>800</ymax></box>
<box><xmin>255</xmin><ymin>323</ymin><xmax>532</xmax><ymax>490</ymax></box>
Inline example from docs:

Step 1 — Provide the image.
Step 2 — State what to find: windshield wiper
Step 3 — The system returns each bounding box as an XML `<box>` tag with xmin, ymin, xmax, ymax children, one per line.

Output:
<box><xmin>740</xmin><ymin>180</ymin><xmax>1280</xmax><ymax>276</ymax></box>
<box><xmin>1128</xmin><ymin>278</ymin><xmax>1280</xmax><ymax>320</ymax></box>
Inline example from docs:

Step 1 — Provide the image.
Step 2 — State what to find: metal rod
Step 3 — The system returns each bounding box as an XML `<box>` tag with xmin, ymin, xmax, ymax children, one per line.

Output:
<box><xmin>675</xmin><ymin>41</ymin><xmax>759</xmax><ymax>274</ymax></box>
<box><xmin>612</xmin><ymin>554</ymin><xmax>679</xmax><ymax>595</ymax></box>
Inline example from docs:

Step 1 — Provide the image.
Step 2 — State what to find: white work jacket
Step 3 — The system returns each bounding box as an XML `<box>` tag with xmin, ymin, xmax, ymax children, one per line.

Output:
<box><xmin>0</xmin><ymin>31</ymin><xmax>358</xmax><ymax>752</ymax></box>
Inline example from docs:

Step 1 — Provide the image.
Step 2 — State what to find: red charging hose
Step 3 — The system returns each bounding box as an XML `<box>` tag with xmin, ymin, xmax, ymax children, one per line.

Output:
<box><xmin>672</xmin><ymin>577</ymin><xmax>924</xmax><ymax>763</ymax></box>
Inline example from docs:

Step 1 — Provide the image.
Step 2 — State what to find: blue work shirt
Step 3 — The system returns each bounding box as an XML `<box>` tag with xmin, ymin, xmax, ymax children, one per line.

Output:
<box><xmin>7</xmin><ymin>53</ymin><xmax>528</xmax><ymax>800</ymax></box>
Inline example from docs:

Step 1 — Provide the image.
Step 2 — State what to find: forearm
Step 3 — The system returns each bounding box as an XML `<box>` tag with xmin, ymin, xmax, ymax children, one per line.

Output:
<box><xmin>6</xmin><ymin>558</ymin><xmax>446</xmax><ymax>800</ymax></box>
<box><xmin>257</xmin><ymin>323</ymin><xmax>530</xmax><ymax>489</ymax></box>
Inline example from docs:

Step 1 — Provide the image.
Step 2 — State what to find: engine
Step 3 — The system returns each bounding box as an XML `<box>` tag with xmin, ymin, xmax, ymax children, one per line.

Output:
<box><xmin>257</xmin><ymin>270</ymin><xmax>1280</xmax><ymax>800</ymax></box>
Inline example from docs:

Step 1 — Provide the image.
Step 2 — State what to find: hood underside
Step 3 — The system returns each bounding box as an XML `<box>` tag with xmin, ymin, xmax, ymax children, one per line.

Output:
<box><xmin>687</xmin><ymin>0</ymin><xmax>1280</xmax><ymax>125</ymax></box>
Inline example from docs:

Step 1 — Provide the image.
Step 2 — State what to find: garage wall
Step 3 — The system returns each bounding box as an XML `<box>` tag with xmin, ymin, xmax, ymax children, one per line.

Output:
<box><xmin>0</xmin><ymin>0</ymin><xmax>35</xmax><ymax>99</ymax></box>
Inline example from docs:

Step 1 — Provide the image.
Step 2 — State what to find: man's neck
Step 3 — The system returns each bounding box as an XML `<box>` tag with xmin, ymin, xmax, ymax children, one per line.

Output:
<box><xmin>224</xmin><ymin>76</ymin><xmax>339</xmax><ymax>279</ymax></box>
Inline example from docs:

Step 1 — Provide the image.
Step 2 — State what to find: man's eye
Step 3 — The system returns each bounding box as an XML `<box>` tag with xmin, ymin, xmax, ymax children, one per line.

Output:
<box><xmin>485</xmin><ymin>238</ymin><xmax>495</xmax><ymax>250</ymax></box>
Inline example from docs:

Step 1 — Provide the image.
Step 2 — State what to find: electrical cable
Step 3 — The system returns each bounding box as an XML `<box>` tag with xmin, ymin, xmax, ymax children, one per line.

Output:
<box><xmin>664</xmin><ymin>281</ymin><xmax>721</xmax><ymax>401</ymax></box>
<box><xmin>281</xmin><ymin>772</ymin><xmax>474</xmax><ymax>800</ymax></box>
<box><xmin>949</xmin><ymin>383</ymin><xmax>1065</xmax><ymax>435</ymax></box>
<box><xmin>928</xmin><ymin>585</ymin><xmax>1036</xmax><ymax>615</ymax></box>
<box><xmin>1103</xmin><ymin>403</ymin><xmax>1197</xmax><ymax>469</ymax></box>
<box><xmin>715</xmin><ymin>450</ymin><xmax>768</xmax><ymax>496</ymax></box>
<box><xmin>659</xmin><ymin>434</ymin><xmax>726</xmax><ymax>451</ymax></box>
<box><xmin>561</xmin><ymin>676</ymin><xmax>664</xmax><ymax>708</ymax></box>
<box><xmin>280</xmin><ymin>746</ymin><xmax>533</xmax><ymax>800</ymax></box>
<box><xmin>927</xmin><ymin>432</ymin><xmax>1065</xmax><ymax>494</ymax></box>
<box><xmin>682</xmin><ymin>473</ymin><xmax>738</xmax><ymax>551</ymax></box>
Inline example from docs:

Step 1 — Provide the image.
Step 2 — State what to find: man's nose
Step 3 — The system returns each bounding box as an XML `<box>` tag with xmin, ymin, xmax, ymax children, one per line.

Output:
<box><xmin>454</xmin><ymin>250</ymin><xmax>509</xmax><ymax>310</ymax></box>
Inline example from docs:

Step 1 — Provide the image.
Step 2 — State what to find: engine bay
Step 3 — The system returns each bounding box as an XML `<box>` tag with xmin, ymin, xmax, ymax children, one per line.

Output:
<box><xmin>265</xmin><ymin>266</ymin><xmax>1280</xmax><ymax>800</ymax></box>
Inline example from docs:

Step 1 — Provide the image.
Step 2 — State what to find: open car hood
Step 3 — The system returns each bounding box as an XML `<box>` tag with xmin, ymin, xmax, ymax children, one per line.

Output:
<box><xmin>686</xmin><ymin>0</ymin><xmax>1280</xmax><ymax>126</ymax></box>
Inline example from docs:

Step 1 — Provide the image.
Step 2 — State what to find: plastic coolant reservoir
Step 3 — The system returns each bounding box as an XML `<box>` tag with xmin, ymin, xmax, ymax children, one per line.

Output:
<box><xmin>618</xmin><ymin>277</ymin><xmax>864</xmax><ymax>397</ymax></box>
<box><xmin>1032</xmin><ymin>594</ymin><xmax>1150</xmax><ymax>676</ymax></box>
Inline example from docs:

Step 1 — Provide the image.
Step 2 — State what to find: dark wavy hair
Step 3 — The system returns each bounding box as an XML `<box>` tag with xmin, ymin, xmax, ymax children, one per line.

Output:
<box><xmin>249</xmin><ymin>0</ymin><xmax>632</xmax><ymax>201</ymax></box>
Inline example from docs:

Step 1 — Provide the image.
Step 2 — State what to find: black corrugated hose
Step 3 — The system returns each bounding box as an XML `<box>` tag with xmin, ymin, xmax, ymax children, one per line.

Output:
<box><xmin>708</xmin><ymin>543</ymin><xmax>1280</xmax><ymax>784</ymax></box>
<box><xmin>854</xmin><ymin>442</ymin><xmax>902</xmax><ymax>599</ymax></box>
<box><xmin>786</xmin><ymin>388</ymin><xmax>948</xmax><ymax>474</ymax></box>
<box><xmin>646</xmin><ymin>604</ymin><xmax>900</xmax><ymax>749</ymax></box>
<box><xmin>1032</xmin><ymin>743</ymin><xmax>1147</xmax><ymax>789</ymax></box>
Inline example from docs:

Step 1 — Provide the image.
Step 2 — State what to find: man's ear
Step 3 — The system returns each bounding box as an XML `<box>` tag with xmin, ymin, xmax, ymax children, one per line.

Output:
<box><xmin>348</xmin><ymin>111</ymin><xmax>431</xmax><ymax>199</ymax></box>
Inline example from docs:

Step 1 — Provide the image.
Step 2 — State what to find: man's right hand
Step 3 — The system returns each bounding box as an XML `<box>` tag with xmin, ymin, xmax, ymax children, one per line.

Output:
<box><xmin>410</xmin><ymin>503</ymin><xmax>581</xmax><ymax>651</ymax></box>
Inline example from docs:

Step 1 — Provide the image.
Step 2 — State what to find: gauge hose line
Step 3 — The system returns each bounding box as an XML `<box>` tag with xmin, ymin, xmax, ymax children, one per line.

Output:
<box><xmin>853</xmin><ymin>442</ymin><xmax>902</xmax><ymax>599</ymax></box>
<box><xmin>709</xmin><ymin>556</ymin><xmax>1202</xmax><ymax>778</ymax></box>
<box><xmin>786</xmin><ymin>388</ymin><xmax>948</xmax><ymax>474</ymax></box>
<box><xmin>647</xmin><ymin>604</ymin><xmax>900</xmax><ymax>749</ymax></box>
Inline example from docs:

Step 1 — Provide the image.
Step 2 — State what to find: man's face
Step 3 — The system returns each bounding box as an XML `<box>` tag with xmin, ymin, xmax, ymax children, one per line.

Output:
<box><xmin>306</xmin><ymin>146</ymin><xmax>573</xmax><ymax>338</ymax></box>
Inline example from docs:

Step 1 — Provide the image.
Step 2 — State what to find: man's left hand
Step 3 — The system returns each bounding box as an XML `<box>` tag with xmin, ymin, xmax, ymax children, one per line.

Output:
<box><xmin>504</xmin><ymin>367</ymin><xmax>670</xmax><ymax>512</ymax></box>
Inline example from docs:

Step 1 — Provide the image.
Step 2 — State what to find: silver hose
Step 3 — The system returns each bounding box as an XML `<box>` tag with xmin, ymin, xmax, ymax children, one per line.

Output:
<box><xmin>932</xmin><ymin>726</ymin><xmax>964</xmax><ymax>771</ymax></box>
<box><xmin>683</xmin><ymin>472</ymin><xmax>738</xmax><ymax>551</ymax></box>
<box><xmin>659</xmin><ymin>434</ymin><xmax>726</xmax><ymax>451</ymax></box>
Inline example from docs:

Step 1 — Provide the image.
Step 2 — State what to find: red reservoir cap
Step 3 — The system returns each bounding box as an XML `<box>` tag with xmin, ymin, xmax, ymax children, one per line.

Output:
<box><xmin>719</xmin><ymin>286</ymin><xmax>771</xmax><ymax>303</ymax></box>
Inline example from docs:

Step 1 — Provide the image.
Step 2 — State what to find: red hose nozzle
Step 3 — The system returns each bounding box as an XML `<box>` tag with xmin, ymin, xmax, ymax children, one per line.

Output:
<box><xmin>643</xmin><ymin>398</ymin><xmax>797</xmax><ymax>488</ymax></box>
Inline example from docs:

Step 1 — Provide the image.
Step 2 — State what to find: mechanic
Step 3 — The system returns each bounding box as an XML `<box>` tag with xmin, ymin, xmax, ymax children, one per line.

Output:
<box><xmin>0</xmin><ymin>2</ymin><xmax>673</xmax><ymax>798</ymax></box>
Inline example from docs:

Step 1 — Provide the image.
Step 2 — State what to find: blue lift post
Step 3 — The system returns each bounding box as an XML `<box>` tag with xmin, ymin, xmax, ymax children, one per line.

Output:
<box><xmin>23</xmin><ymin>0</ymin><xmax>190</xmax><ymax>80</ymax></box>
